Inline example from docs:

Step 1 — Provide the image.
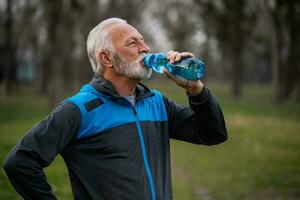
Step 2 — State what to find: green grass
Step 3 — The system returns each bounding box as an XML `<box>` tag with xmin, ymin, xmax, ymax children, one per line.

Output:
<box><xmin>1</xmin><ymin>82</ymin><xmax>300</xmax><ymax>200</ymax></box>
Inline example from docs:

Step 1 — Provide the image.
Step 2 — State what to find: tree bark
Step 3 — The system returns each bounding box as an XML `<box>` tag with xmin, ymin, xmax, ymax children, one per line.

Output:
<box><xmin>46</xmin><ymin>0</ymin><xmax>64</xmax><ymax>107</ymax></box>
<box><xmin>270</xmin><ymin>21</ymin><xmax>281</xmax><ymax>102</ymax></box>
<box><xmin>231</xmin><ymin>47</ymin><xmax>243</xmax><ymax>97</ymax></box>
<box><xmin>268</xmin><ymin>0</ymin><xmax>286</xmax><ymax>103</ymax></box>
<box><xmin>4</xmin><ymin>0</ymin><xmax>17</xmax><ymax>95</ymax></box>
<box><xmin>286</xmin><ymin>0</ymin><xmax>300</xmax><ymax>100</ymax></box>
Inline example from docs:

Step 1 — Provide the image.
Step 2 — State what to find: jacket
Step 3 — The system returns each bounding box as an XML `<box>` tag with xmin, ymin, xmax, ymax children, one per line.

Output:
<box><xmin>4</xmin><ymin>74</ymin><xmax>227</xmax><ymax>200</ymax></box>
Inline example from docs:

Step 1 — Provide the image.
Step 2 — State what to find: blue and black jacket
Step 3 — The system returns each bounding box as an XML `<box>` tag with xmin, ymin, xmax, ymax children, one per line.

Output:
<box><xmin>4</xmin><ymin>74</ymin><xmax>227</xmax><ymax>200</ymax></box>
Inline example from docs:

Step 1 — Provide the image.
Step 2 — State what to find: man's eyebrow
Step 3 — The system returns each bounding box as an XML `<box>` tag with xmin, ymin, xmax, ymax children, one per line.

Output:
<box><xmin>126</xmin><ymin>36</ymin><xmax>144</xmax><ymax>42</ymax></box>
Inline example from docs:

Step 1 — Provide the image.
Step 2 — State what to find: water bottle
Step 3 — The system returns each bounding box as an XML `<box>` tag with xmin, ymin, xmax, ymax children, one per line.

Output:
<box><xmin>143</xmin><ymin>52</ymin><xmax>205</xmax><ymax>80</ymax></box>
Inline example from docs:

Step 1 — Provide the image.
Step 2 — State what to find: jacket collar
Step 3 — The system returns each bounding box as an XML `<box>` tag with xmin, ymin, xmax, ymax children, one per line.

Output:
<box><xmin>89</xmin><ymin>74</ymin><xmax>153</xmax><ymax>101</ymax></box>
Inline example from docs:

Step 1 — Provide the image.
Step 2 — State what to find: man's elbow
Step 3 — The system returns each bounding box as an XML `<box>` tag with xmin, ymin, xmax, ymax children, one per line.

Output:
<box><xmin>200</xmin><ymin>128</ymin><xmax>228</xmax><ymax>146</ymax></box>
<box><xmin>210</xmin><ymin>129</ymin><xmax>228</xmax><ymax>145</ymax></box>
<box><xmin>3</xmin><ymin>154</ymin><xmax>18</xmax><ymax>175</ymax></box>
<box><xmin>216</xmin><ymin>130</ymin><xmax>228</xmax><ymax>143</ymax></box>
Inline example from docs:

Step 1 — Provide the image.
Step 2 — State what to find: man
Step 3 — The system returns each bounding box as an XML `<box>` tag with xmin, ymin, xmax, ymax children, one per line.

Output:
<box><xmin>4</xmin><ymin>18</ymin><xmax>227</xmax><ymax>200</ymax></box>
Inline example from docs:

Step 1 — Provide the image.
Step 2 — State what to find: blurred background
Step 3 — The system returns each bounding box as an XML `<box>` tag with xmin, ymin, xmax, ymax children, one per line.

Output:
<box><xmin>0</xmin><ymin>0</ymin><xmax>300</xmax><ymax>199</ymax></box>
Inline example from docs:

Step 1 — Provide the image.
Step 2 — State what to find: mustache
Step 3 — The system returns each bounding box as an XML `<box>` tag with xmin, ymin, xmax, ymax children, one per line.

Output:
<box><xmin>137</xmin><ymin>53</ymin><xmax>147</xmax><ymax>63</ymax></box>
<box><xmin>115</xmin><ymin>53</ymin><xmax>146</xmax><ymax>63</ymax></box>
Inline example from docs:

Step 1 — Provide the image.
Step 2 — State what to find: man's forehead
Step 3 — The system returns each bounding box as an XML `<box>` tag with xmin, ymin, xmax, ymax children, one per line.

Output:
<box><xmin>107</xmin><ymin>23</ymin><xmax>142</xmax><ymax>42</ymax></box>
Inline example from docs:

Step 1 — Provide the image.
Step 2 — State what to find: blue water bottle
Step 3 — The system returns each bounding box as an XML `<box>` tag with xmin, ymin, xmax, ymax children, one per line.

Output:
<box><xmin>143</xmin><ymin>52</ymin><xmax>205</xmax><ymax>80</ymax></box>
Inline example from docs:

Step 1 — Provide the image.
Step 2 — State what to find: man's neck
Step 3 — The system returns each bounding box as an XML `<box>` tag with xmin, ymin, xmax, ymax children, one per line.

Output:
<box><xmin>103</xmin><ymin>73</ymin><xmax>138</xmax><ymax>96</ymax></box>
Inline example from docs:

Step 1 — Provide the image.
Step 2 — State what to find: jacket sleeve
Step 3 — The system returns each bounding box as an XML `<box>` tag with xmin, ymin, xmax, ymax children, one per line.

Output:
<box><xmin>163</xmin><ymin>86</ymin><xmax>227</xmax><ymax>145</ymax></box>
<box><xmin>3</xmin><ymin>102</ymin><xmax>80</xmax><ymax>200</ymax></box>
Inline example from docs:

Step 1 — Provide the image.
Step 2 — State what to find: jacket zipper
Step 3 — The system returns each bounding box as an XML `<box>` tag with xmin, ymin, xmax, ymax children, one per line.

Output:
<box><xmin>132</xmin><ymin>107</ymin><xmax>156</xmax><ymax>200</ymax></box>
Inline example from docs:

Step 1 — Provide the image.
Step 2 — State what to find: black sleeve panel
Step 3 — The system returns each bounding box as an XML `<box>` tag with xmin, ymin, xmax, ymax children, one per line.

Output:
<box><xmin>3</xmin><ymin>102</ymin><xmax>80</xmax><ymax>200</ymax></box>
<box><xmin>163</xmin><ymin>87</ymin><xmax>227</xmax><ymax>145</ymax></box>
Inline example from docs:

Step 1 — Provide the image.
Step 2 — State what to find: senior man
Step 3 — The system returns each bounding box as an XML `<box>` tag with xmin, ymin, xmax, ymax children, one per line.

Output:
<box><xmin>4</xmin><ymin>18</ymin><xmax>227</xmax><ymax>200</ymax></box>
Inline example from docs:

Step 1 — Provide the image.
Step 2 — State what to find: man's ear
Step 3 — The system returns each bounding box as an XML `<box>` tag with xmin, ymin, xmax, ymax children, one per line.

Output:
<box><xmin>98</xmin><ymin>51</ymin><xmax>113</xmax><ymax>68</ymax></box>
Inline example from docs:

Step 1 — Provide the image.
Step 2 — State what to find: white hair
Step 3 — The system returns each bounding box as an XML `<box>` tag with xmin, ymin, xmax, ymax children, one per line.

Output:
<box><xmin>87</xmin><ymin>18</ymin><xmax>127</xmax><ymax>74</ymax></box>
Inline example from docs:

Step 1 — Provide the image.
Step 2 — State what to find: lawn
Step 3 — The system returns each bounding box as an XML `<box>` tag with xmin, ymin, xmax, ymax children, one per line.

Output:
<box><xmin>1</xmin><ymin>81</ymin><xmax>300</xmax><ymax>200</ymax></box>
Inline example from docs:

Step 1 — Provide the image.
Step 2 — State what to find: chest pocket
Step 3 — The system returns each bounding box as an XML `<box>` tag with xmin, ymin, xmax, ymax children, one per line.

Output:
<box><xmin>84</xmin><ymin>98</ymin><xmax>103</xmax><ymax>112</ymax></box>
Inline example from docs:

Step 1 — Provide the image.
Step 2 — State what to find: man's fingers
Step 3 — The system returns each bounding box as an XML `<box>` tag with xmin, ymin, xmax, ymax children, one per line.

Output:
<box><xmin>167</xmin><ymin>51</ymin><xmax>179</xmax><ymax>64</ymax></box>
<box><xmin>175</xmin><ymin>54</ymin><xmax>182</xmax><ymax>62</ymax></box>
<box><xmin>181</xmin><ymin>52</ymin><xmax>194</xmax><ymax>58</ymax></box>
<box><xmin>166</xmin><ymin>51</ymin><xmax>194</xmax><ymax>64</ymax></box>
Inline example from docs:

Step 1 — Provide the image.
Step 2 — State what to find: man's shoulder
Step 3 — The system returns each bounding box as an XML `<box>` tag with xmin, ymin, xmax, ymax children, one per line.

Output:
<box><xmin>65</xmin><ymin>84</ymin><xmax>102</xmax><ymax>105</ymax></box>
<box><xmin>54</xmin><ymin>101</ymin><xmax>79</xmax><ymax>113</ymax></box>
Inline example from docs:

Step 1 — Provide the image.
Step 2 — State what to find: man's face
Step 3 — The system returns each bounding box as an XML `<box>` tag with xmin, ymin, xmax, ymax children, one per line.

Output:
<box><xmin>108</xmin><ymin>24</ymin><xmax>151</xmax><ymax>80</ymax></box>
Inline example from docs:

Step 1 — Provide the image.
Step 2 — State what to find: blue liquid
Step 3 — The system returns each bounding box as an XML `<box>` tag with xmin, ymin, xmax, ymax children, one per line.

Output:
<box><xmin>144</xmin><ymin>52</ymin><xmax>205</xmax><ymax>80</ymax></box>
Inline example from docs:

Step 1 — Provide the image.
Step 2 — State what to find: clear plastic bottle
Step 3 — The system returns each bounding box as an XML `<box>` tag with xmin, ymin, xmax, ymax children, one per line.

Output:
<box><xmin>143</xmin><ymin>52</ymin><xmax>205</xmax><ymax>80</ymax></box>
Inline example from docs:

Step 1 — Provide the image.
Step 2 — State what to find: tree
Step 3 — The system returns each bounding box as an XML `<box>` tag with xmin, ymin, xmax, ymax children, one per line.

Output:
<box><xmin>152</xmin><ymin>0</ymin><xmax>199</xmax><ymax>52</ymax></box>
<box><xmin>43</xmin><ymin>0</ymin><xmax>64</xmax><ymax>107</ymax></box>
<box><xmin>3</xmin><ymin>0</ymin><xmax>18</xmax><ymax>95</ymax></box>
<box><xmin>265</xmin><ymin>0</ymin><xmax>300</xmax><ymax>102</ymax></box>
<box><xmin>194</xmin><ymin>0</ymin><xmax>257</xmax><ymax>97</ymax></box>
<box><xmin>285</xmin><ymin>0</ymin><xmax>300</xmax><ymax>101</ymax></box>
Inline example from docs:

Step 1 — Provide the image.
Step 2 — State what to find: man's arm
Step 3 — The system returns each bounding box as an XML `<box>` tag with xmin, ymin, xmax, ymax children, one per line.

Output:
<box><xmin>163</xmin><ymin>86</ymin><xmax>227</xmax><ymax>145</ymax></box>
<box><xmin>162</xmin><ymin>50</ymin><xmax>227</xmax><ymax>145</ymax></box>
<box><xmin>3</xmin><ymin>102</ymin><xmax>80</xmax><ymax>200</ymax></box>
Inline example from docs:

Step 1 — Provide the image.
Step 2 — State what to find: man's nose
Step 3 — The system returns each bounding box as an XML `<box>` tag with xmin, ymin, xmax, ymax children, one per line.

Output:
<box><xmin>139</xmin><ymin>41</ymin><xmax>150</xmax><ymax>54</ymax></box>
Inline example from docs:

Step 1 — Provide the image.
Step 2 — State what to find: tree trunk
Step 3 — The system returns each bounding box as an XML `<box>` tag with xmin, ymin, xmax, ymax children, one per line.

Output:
<box><xmin>286</xmin><ymin>0</ymin><xmax>300</xmax><ymax>101</ymax></box>
<box><xmin>39</xmin><ymin>0</ymin><xmax>53</xmax><ymax>95</ymax></box>
<box><xmin>269</xmin><ymin>2</ymin><xmax>287</xmax><ymax>103</ymax></box>
<box><xmin>292</xmin><ymin>31</ymin><xmax>300</xmax><ymax>101</ymax></box>
<box><xmin>271</xmin><ymin>23</ymin><xmax>281</xmax><ymax>102</ymax></box>
<box><xmin>4</xmin><ymin>0</ymin><xmax>17</xmax><ymax>95</ymax></box>
<box><xmin>62</xmin><ymin>4</ymin><xmax>75</xmax><ymax>92</ymax></box>
<box><xmin>47</xmin><ymin>0</ymin><xmax>64</xmax><ymax>107</ymax></box>
<box><xmin>39</xmin><ymin>49</ymin><xmax>51</xmax><ymax>95</ymax></box>
<box><xmin>294</xmin><ymin>31</ymin><xmax>300</xmax><ymax>101</ymax></box>
<box><xmin>231</xmin><ymin>49</ymin><xmax>243</xmax><ymax>97</ymax></box>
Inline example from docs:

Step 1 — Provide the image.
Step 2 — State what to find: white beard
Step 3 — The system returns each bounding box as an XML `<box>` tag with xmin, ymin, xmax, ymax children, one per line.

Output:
<box><xmin>113</xmin><ymin>53</ymin><xmax>152</xmax><ymax>81</ymax></box>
